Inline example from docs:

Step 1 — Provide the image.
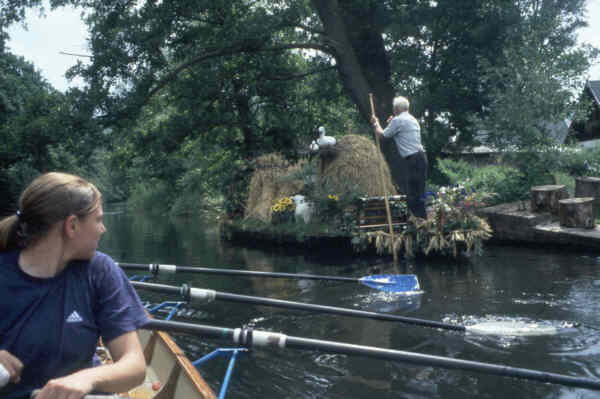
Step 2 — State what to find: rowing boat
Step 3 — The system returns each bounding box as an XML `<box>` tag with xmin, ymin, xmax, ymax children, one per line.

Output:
<box><xmin>123</xmin><ymin>326</ymin><xmax>217</xmax><ymax>399</ymax></box>
<box><xmin>96</xmin><ymin>314</ymin><xmax>218</xmax><ymax>399</ymax></box>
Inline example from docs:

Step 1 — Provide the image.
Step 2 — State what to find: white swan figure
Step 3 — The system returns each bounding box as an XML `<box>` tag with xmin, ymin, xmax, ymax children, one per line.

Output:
<box><xmin>316</xmin><ymin>126</ymin><xmax>336</xmax><ymax>147</ymax></box>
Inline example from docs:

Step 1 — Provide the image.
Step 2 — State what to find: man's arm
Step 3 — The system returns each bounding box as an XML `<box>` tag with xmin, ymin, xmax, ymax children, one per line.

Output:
<box><xmin>372</xmin><ymin>115</ymin><xmax>391</xmax><ymax>136</ymax></box>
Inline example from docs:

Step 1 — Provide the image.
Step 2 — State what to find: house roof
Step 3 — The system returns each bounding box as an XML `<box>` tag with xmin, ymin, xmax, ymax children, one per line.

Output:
<box><xmin>588</xmin><ymin>80</ymin><xmax>600</xmax><ymax>105</ymax></box>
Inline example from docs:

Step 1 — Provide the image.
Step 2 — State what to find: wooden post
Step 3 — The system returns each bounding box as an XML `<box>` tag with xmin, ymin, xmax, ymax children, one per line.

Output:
<box><xmin>369</xmin><ymin>93</ymin><xmax>397</xmax><ymax>263</ymax></box>
<box><xmin>559</xmin><ymin>197</ymin><xmax>595</xmax><ymax>229</ymax></box>
<box><xmin>530</xmin><ymin>185</ymin><xmax>569</xmax><ymax>214</ymax></box>
<box><xmin>575</xmin><ymin>177</ymin><xmax>600</xmax><ymax>210</ymax></box>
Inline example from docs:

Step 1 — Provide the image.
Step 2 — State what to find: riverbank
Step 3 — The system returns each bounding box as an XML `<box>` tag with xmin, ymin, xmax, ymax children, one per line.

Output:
<box><xmin>221</xmin><ymin>200</ymin><xmax>600</xmax><ymax>256</ymax></box>
<box><xmin>220</xmin><ymin>219</ymin><xmax>361</xmax><ymax>254</ymax></box>
<box><xmin>476</xmin><ymin>201</ymin><xmax>600</xmax><ymax>251</ymax></box>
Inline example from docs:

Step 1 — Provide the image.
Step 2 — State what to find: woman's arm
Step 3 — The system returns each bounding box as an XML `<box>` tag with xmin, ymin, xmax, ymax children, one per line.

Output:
<box><xmin>34</xmin><ymin>331</ymin><xmax>146</xmax><ymax>399</ymax></box>
<box><xmin>0</xmin><ymin>350</ymin><xmax>23</xmax><ymax>386</ymax></box>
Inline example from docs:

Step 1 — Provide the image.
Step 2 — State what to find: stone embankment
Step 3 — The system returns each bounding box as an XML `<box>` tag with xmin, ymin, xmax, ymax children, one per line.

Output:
<box><xmin>477</xmin><ymin>201</ymin><xmax>600</xmax><ymax>251</ymax></box>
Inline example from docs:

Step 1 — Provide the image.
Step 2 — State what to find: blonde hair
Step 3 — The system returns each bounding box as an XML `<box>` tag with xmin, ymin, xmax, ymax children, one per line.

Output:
<box><xmin>0</xmin><ymin>172</ymin><xmax>102</xmax><ymax>251</ymax></box>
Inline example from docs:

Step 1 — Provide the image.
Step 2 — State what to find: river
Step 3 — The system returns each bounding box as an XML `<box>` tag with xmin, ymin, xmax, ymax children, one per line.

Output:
<box><xmin>99</xmin><ymin>205</ymin><xmax>600</xmax><ymax>399</ymax></box>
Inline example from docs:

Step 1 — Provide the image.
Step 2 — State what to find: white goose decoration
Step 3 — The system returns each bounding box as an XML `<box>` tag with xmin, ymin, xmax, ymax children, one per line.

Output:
<box><xmin>316</xmin><ymin>126</ymin><xmax>336</xmax><ymax>147</ymax></box>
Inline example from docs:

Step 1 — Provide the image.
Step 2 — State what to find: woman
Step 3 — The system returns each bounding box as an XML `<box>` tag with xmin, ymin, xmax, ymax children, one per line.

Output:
<box><xmin>0</xmin><ymin>172</ymin><xmax>148</xmax><ymax>399</ymax></box>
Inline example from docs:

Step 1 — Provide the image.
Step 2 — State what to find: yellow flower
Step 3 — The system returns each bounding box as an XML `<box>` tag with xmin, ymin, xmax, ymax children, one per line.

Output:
<box><xmin>328</xmin><ymin>194</ymin><xmax>339</xmax><ymax>201</ymax></box>
<box><xmin>271</xmin><ymin>197</ymin><xmax>296</xmax><ymax>213</ymax></box>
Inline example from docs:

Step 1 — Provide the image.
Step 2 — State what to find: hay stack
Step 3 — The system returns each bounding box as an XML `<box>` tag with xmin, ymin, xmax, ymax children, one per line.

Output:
<box><xmin>320</xmin><ymin>134</ymin><xmax>397</xmax><ymax>197</ymax></box>
<box><xmin>245</xmin><ymin>153</ymin><xmax>304</xmax><ymax>221</ymax></box>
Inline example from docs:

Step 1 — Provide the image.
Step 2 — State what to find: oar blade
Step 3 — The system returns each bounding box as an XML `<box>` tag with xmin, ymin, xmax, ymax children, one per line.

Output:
<box><xmin>359</xmin><ymin>274</ymin><xmax>420</xmax><ymax>293</ymax></box>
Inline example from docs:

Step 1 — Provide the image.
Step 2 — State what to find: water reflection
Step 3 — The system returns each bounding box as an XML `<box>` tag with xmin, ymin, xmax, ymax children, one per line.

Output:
<box><xmin>99</xmin><ymin>205</ymin><xmax>600</xmax><ymax>398</ymax></box>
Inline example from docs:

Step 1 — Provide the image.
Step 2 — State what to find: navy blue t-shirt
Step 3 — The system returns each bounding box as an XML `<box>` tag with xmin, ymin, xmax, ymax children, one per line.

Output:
<box><xmin>0</xmin><ymin>250</ymin><xmax>149</xmax><ymax>399</ymax></box>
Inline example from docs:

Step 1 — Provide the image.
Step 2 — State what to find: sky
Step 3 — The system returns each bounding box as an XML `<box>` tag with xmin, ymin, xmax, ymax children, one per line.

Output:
<box><xmin>5</xmin><ymin>1</ymin><xmax>600</xmax><ymax>93</ymax></box>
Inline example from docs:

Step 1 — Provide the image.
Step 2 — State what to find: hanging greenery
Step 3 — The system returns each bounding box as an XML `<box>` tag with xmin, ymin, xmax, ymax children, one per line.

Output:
<box><xmin>364</xmin><ymin>186</ymin><xmax>494</xmax><ymax>258</ymax></box>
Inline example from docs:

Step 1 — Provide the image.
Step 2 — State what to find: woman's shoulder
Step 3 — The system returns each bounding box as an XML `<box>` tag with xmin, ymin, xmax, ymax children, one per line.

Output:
<box><xmin>85</xmin><ymin>251</ymin><xmax>120</xmax><ymax>276</ymax></box>
<box><xmin>84</xmin><ymin>251</ymin><xmax>132</xmax><ymax>293</ymax></box>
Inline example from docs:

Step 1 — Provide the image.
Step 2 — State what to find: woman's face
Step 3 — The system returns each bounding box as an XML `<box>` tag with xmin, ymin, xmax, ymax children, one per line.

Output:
<box><xmin>71</xmin><ymin>205</ymin><xmax>107</xmax><ymax>260</ymax></box>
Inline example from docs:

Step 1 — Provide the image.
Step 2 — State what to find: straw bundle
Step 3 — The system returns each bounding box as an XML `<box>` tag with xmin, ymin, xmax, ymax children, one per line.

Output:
<box><xmin>319</xmin><ymin>134</ymin><xmax>397</xmax><ymax>197</ymax></box>
<box><xmin>245</xmin><ymin>153</ymin><xmax>304</xmax><ymax>221</ymax></box>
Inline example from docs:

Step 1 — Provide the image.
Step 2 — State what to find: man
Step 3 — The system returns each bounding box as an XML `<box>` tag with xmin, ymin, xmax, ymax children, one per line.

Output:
<box><xmin>371</xmin><ymin>96</ymin><xmax>428</xmax><ymax>219</ymax></box>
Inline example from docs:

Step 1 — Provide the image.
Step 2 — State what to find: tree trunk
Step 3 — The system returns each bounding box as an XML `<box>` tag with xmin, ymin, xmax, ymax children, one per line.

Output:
<box><xmin>311</xmin><ymin>0</ymin><xmax>405</xmax><ymax>191</ymax></box>
<box><xmin>559</xmin><ymin>198</ymin><xmax>595</xmax><ymax>229</ymax></box>
<box><xmin>575</xmin><ymin>176</ymin><xmax>600</xmax><ymax>211</ymax></box>
<box><xmin>310</xmin><ymin>0</ymin><xmax>394</xmax><ymax>123</ymax></box>
<box><xmin>530</xmin><ymin>185</ymin><xmax>569</xmax><ymax>214</ymax></box>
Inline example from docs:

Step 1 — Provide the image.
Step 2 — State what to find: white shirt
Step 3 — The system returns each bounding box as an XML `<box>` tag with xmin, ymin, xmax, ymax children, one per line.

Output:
<box><xmin>382</xmin><ymin>111</ymin><xmax>424</xmax><ymax>158</ymax></box>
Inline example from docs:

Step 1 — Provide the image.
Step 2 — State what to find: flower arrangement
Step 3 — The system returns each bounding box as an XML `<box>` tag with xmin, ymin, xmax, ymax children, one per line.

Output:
<box><xmin>364</xmin><ymin>184</ymin><xmax>494</xmax><ymax>258</ymax></box>
<box><xmin>270</xmin><ymin>196</ymin><xmax>296</xmax><ymax>214</ymax></box>
<box><xmin>270</xmin><ymin>197</ymin><xmax>296</xmax><ymax>224</ymax></box>
<box><xmin>429</xmin><ymin>184</ymin><xmax>493</xmax><ymax>211</ymax></box>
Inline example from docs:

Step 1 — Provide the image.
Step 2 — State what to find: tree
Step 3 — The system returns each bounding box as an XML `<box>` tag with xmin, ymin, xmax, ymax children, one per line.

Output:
<box><xmin>0</xmin><ymin>50</ymin><xmax>103</xmax><ymax>210</ymax></box>
<box><xmin>470</xmin><ymin>0</ymin><xmax>597</xmax><ymax>150</ymax></box>
<box><xmin>1</xmin><ymin>0</ymin><xmax>595</xmax><ymax>208</ymax></box>
<box><xmin>456</xmin><ymin>0</ymin><xmax>599</xmax><ymax>198</ymax></box>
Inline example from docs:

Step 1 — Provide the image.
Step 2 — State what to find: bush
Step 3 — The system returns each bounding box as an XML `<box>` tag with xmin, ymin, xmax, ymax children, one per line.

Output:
<box><xmin>436</xmin><ymin>158</ymin><xmax>527</xmax><ymax>205</ymax></box>
<box><xmin>127</xmin><ymin>179</ymin><xmax>173</xmax><ymax>214</ymax></box>
<box><xmin>434</xmin><ymin>145</ymin><xmax>600</xmax><ymax>205</ymax></box>
<box><xmin>170</xmin><ymin>168</ymin><xmax>208</xmax><ymax>216</ymax></box>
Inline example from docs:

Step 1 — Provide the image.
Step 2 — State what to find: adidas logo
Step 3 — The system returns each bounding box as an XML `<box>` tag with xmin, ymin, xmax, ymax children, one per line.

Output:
<box><xmin>66</xmin><ymin>311</ymin><xmax>83</xmax><ymax>323</ymax></box>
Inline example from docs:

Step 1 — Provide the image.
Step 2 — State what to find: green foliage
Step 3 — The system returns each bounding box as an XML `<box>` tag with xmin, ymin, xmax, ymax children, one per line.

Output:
<box><xmin>127</xmin><ymin>179</ymin><xmax>173</xmax><ymax>215</ymax></box>
<box><xmin>554</xmin><ymin>172</ymin><xmax>575</xmax><ymax>196</ymax></box>
<box><xmin>0</xmin><ymin>51</ymin><xmax>104</xmax><ymax>210</ymax></box>
<box><xmin>436</xmin><ymin>145</ymin><xmax>600</xmax><ymax>206</ymax></box>
<box><xmin>436</xmin><ymin>158</ymin><xmax>527</xmax><ymax>204</ymax></box>
<box><xmin>551</xmin><ymin>146</ymin><xmax>600</xmax><ymax>178</ymax></box>
<box><xmin>171</xmin><ymin>168</ymin><xmax>208</xmax><ymax>216</ymax></box>
<box><xmin>469</xmin><ymin>0</ymin><xmax>597</xmax><ymax>151</ymax></box>
<box><xmin>2</xmin><ymin>0</ymin><xmax>597</xmax><ymax>218</ymax></box>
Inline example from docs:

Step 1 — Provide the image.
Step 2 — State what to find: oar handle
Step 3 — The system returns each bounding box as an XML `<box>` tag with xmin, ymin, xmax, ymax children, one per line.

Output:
<box><xmin>144</xmin><ymin>319</ymin><xmax>600</xmax><ymax>391</ymax></box>
<box><xmin>119</xmin><ymin>262</ymin><xmax>360</xmax><ymax>283</ymax></box>
<box><xmin>131</xmin><ymin>281</ymin><xmax>464</xmax><ymax>331</ymax></box>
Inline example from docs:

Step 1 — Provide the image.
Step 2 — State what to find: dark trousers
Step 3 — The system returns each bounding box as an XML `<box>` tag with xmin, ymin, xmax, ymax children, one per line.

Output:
<box><xmin>404</xmin><ymin>151</ymin><xmax>428</xmax><ymax>218</ymax></box>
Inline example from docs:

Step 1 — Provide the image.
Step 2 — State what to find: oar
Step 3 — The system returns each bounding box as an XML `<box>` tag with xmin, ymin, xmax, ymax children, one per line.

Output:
<box><xmin>132</xmin><ymin>281</ymin><xmax>563</xmax><ymax>336</ymax></box>
<box><xmin>143</xmin><ymin>318</ymin><xmax>600</xmax><ymax>391</ymax></box>
<box><xmin>118</xmin><ymin>262</ymin><xmax>420</xmax><ymax>293</ymax></box>
<box><xmin>132</xmin><ymin>281</ymin><xmax>463</xmax><ymax>331</ymax></box>
<box><xmin>369</xmin><ymin>92</ymin><xmax>397</xmax><ymax>263</ymax></box>
<box><xmin>31</xmin><ymin>391</ymin><xmax>123</xmax><ymax>399</ymax></box>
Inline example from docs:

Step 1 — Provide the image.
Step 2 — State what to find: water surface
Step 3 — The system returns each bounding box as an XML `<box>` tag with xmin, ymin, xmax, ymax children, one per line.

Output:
<box><xmin>100</xmin><ymin>205</ymin><xmax>600</xmax><ymax>398</ymax></box>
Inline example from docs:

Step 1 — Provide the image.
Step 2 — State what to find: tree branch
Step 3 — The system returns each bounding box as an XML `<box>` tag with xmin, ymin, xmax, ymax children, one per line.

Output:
<box><xmin>147</xmin><ymin>41</ymin><xmax>333</xmax><ymax>98</ymax></box>
<box><xmin>260</xmin><ymin>65</ymin><xmax>337</xmax><ymax>81</ymax></box>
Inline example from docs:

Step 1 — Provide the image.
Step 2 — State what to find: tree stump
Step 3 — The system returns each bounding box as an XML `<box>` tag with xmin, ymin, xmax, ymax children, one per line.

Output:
<box><xmin>530</xmin><ymin>185</ymin><xmax>569</xmax><ymax>214</ymax></box>
<box><xmin>575</xmin><ymin>177</ymin><xmax>600</xmax><ymax>210</ymax></box>
<box><xmin>559</xmin><ymin>197</ymin><xmax>595</xmax><ymax>229</ymax></box>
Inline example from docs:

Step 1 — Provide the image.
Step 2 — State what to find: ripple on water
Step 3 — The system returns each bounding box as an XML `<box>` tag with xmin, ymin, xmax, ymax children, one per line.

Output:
<box><xmin>353</xmin><ymin>291</ymin><xmax>423</xmax><ymax>314</ymax></box>
<box><xmin>547</xmin><ymin>324</ymin><xmax>600</xmax><ymax>356</ymax></box>
<box><xmin>441</xmin><ymin>314</ymin><xmax>576</xmax><ymax>352</ymax></box>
